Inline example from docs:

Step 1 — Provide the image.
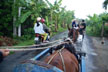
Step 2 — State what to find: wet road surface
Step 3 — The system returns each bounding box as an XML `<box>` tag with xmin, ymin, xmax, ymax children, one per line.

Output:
<box><xmin>82</xmin><ymin>35</ymin><xmax>108</xmax><ymax>72</ymax></box>
<box><xmin>0</xmin><ymin>31</ymin><xmax>68</xmax><ymax>72</ymax></box>
<box><xmin>0</xmin><ymin>31</ymin><xmax>108</xmax><ymax>72</ymax></box>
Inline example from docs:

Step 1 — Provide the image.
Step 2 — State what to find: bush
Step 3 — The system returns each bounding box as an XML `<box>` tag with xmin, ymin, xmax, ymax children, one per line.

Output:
<box><xmin>0</xmin><ymin>36</ymin><xmax>18</xmax><ymax>46</ymax></box>
<box><xmin>104</xmin><ymin>26</ymin><xmax>108</xmax><ymax>37</ymax></box>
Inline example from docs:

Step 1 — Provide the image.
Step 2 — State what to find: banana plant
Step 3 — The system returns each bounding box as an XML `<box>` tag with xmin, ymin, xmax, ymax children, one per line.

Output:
<box><xmin>45</xmin><ymin>0</ymin><xmax>62</xmax><ymax>32</ymax></box>
<box><xmin>100</xmin><ymin>12</ymin><xmax>108</xmax><ymax>22</ymax></box>
<box><xmin>12</xmin><ymin>0</ymin><xmax>47</xmax><ymax>37</ymax></box>
<box><xmin>86</xmin><ymin>13</ymin><xmax>108</xmax><ymax>36</ymax></box>
<box><xmin>87</xmin><ymin>14</ymin><xmax>101</xmax><ymax>27</ymax></box>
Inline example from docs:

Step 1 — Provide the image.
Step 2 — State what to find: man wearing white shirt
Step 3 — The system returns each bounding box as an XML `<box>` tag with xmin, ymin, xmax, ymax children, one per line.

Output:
<box><xmin>34</xmin><ymin>17</ymin><xmax>48</xmax><ymax>42</ymax></box>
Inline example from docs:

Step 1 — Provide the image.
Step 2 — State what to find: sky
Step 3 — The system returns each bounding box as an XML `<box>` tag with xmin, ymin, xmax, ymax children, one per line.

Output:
<box><xmin>48</xmin><ymin>0</ymin><xmax>106</xmax><ymax>19</ymax></box>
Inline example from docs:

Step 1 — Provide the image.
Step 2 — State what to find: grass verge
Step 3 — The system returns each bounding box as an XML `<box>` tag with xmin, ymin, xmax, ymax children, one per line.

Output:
<box><xmin>15</xmin><ymin>27</ymin><xmax>67</xmax><ymax>46</ymax></box>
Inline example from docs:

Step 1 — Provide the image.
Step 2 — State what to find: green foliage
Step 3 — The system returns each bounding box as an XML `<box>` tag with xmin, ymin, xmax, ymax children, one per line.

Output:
<box><xmin>101</xmin><ymin>13</ymin><xmax>108</xmax><ymax>22</ymax></box>
<box><xmin>45</xmin><ymin>0</ymin><xmax>53</xmax><ymax>7</ymax></box>
<box><xmin>15</xmin><ymin>38</ymin><xmax>34</xmax><ymax>46</ymax></box>
<box><xmin>0</xmin><ymin>0</ymin><xmax>13</xmax><ymax>37</ymax></box>
<box><xmin>0</xmin><ymin>0</ymin><xmax>75</xmax><ymax>45</ymax></box>
<box><xmin>23</xmin><ymin>28</ymin><xmax>34</xmax><ymax>39</ymax></box>
<box><xmin>20</xmin><ymin>11</ymin><xmax>32</xmax><ymax>23</ymax></box>
<box><xmin>103</xmin><ymin>0</ymin><xmax>108</xmax><ymax>10</ymax></box>
<box><xmin>45</xmin><ymin>0</ymin><xmax>74</xmax><ymax>32</ymax></box>
<box><xmin>45</xmin><ymin>16</ymin><xmax>49</xmax><ymax>26</ymax></box>
<box><xmin>104</xmin><ymin>26</ymin><xmax>108</xmax><ymax>36</ymax></box>
<box><xmin>86</xmin><ymin>13</ymin><xmax>108</xmax><ymax>37</ymax></box>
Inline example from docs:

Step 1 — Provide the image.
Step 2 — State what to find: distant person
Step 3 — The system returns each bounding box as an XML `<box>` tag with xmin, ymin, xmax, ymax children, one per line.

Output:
<box><xmin>34</xmin><ymin>17</ymin><xmax>48</xmax><ymax>42</ymax></box>
<box><xmin>72</xmin><ymin>19</ymin><xmax>79</xmax><ymax>29</ymax></box>
<box><xmin>41</xmin><ymin>18</ymin><xmax>50</xmax><ymax>41</ymax></box>
<box><xmin>81</xmin><ymin>19</ymin><xmax>86</xmax><ymax>31</ymax></box>
<box><xmin>0</xmin><ymin>49</ymin><xmax>10</xmax><ymax>62</ymax></box>
<box><xmin>79</xmin><ymin>19</ymin><xmax>86</xmax><ymax>38</ymax></box>
<box><xmin>72</xmin><ymin>19</ymin><xmax>77</xmax><ymax>28</ymax></box>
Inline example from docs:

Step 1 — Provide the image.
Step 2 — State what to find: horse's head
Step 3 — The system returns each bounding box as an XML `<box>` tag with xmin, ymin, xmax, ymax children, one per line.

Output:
<box><xmin>44</xmin><ymin>38</ymin><xmax>79</xmax><ymax>72</ymax></box>
<box><xmin>68</xmin><ymin>28</ymin><xmax>73</xmax><ymax>38</ymax></box>
<box><xmin>54</xmin><ymin>38</ymin><xmax>76</xmax><ymax>54</ymax></box>
<box><xmin>68</xmin><ymin>27</ymin><xmax>79</xmax><ymax>42</ymax></box>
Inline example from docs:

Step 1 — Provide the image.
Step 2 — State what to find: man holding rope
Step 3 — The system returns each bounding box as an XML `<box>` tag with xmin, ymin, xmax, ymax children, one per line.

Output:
<box><xmin>0</xmin><ymin>49</ymin><xmax>10</xmax><ymax>62</ymax></box>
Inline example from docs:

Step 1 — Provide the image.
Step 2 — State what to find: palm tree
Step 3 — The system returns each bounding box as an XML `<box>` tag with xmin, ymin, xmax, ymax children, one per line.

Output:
<box><xmin>103</xmin><ymin>0</ymin><xmax>108</xmax><ymax>10</ymax></box>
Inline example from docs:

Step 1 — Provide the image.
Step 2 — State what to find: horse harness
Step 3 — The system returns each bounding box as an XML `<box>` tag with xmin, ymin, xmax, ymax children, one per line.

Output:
<box><xmin>47</xmin><ymin>46</ymin><xmax>66</xmax><ymax>72</ymax></box>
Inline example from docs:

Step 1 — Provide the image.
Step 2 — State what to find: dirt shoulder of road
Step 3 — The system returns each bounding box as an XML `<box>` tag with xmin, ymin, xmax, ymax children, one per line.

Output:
<box><xmin>91</xmin><ymin>37</ymin><xmax>108</xmax><ymax>72</ymax></box>
<box><xmin>91</xmin><ymin>37</ymin><xmax>108</xmax><ymax>49</ymax></box>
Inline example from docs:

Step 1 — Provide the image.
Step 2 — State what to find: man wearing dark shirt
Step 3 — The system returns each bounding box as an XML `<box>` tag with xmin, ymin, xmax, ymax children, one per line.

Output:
<box><xmin>79</xmin><ymin>19</ymin><xmax>86</xmax><ymax>38</ymax></box>
<box><xmin>81</xmin><ymin>19</ymin><xmax>86</xmax><ymax>31</ymax></box>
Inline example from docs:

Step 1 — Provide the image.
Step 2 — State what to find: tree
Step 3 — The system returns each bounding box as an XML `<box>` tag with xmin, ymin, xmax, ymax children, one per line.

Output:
<box><xmin>0</xmin><ymin>0</ymin><xmax>13</xmax><ymax>37</ymax></box>
<box><xmin>45</xmin><ymin>0</ymin><xmax>63</xmax><ymax>32</ymax></box>
<box><xmin>86</xmin><ymin>12</ymin><xmax>108</xmax><ymax>36</ymax></box>
<box><xmin>0</xmin><ymin>0</ymin><xmax>75</xmax><ymax>39</ymax></box>
<box><xmin>103</xmin><ymin>0</ymin><xmax>108</xmax><ymax>10</ymax></box>
<box><xmin>12</xmin><ymin>0</ymin><xmax>47</xmax><ymax>37</ymax></box>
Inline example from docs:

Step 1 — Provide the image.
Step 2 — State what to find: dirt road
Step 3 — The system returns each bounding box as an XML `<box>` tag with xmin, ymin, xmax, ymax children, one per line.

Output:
<box><xmin>0</xmin><ymin>31</ymin><xmax>68</xmax><ymax>72</ymax></box>
<box><xmin>0</xmin><ymin>31</ymin><xmax>108</xmax><ymax>72</ymax></box>
<box><xmin>83</xmin><ymin>36</ymin><xmax>108</xmax><ymax>72</ymax></box>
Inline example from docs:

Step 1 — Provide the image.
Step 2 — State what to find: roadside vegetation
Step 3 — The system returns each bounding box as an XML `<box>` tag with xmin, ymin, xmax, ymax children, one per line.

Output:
<box><xmin>0</xmin><ymin>0</ymin><xmax>108</xmax><ymax>46</ymax></box>
<box><xmin>86</xmin><ymin>13</ymin><xmax>108</xmax><ymax>37</ymax></box>
<box><xmin>0</xmin><ymin>0</ymin><xmax>74</xmax><ymax>46</ymax></box>
<box><xmin>86</xmin><ymin>0</ymin><xmax>108</xmax><ymax>37</ymax></box>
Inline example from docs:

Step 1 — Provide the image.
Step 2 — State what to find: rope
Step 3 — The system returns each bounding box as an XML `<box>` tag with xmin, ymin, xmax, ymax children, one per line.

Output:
<box><xmin>0</xmin><ymin>39</ymin><xmax>63</xmax><ymax>49</ymax></box>
<box><xmin>1</xmin><ymin>41</ymin><xmax>69</xmax><ymax>52</ymax></box>
<box><xmin>5</xmin><ymin>45</ymin><xmax>58</xmax><ymax>52</ymax></box>
<box><xmin>47</xmin><ymin>51</ymin><xmax>58</xmax><ymax>64</ymax></box>
<box><xmin>58</xmin><ymin>46</ymin><xmax>66</xmax><ymax>72</ymax></box>
<box><xmin>47</xmin><ymin>46</ymin><xmax>66</xmax><ymax>72</ymax></box>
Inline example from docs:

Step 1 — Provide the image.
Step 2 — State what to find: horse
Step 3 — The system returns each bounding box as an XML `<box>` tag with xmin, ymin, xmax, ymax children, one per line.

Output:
<box><xmin>44</xmin><ymin>39</ymin><xmax>79</xmax><ymax>72</ymax></box>
<box><xmin>13</xmin><ymin>40</ymin><xmax>79</xmax><ymax>72</ymax></box>
<box><xmin>68</xmin><ymin>27</ymin><xmax>79</xmax><ymax>43</ymax></box>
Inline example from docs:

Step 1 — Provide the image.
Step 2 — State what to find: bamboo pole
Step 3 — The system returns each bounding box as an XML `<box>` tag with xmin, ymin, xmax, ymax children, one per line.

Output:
<box><xmin>0</xmin><ymin>41</ymin><xmax>69</xmax><ymax>52</ymax></box>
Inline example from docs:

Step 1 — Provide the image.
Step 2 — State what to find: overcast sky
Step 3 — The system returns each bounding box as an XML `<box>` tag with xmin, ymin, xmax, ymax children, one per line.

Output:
<box><xmin>48</xmin><ymin>0</ymin><xmax>106</xmax><ymax>19</ymax></box>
